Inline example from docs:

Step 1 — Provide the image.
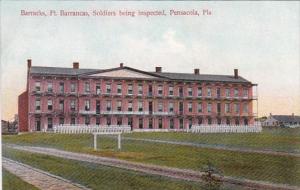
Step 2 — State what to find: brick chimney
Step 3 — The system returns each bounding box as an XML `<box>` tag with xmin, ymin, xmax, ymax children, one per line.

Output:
<box><xmin>234</xmin><ymin>69</ymin><xmax>238</xmax><ymax>79</ymax></box>
<box><xmin>27</xmin><ymin>59</ymin><xmax>32</xmax><ymax>69</ymax></box>
<box><xmin>194</xmin><ymin>68</ymin><xmax>199</xmax><ymax>75</ymax></box>
<box><xmin>73</xmin><ymin>62</ymin><xmax>79</xmax><ymax>69</ymax></box>
<box><xmin>120</xmin><ymin>63</ymin><xmax>124</xmax><ymax>68</ymax></box>
<box><xmin>155</xmin><ymin>67</ymin><xmax>162</xmax><ymax>73</ymax></box>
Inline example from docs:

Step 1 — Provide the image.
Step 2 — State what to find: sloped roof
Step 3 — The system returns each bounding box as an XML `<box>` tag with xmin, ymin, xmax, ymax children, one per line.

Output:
<box><xmin>30</xmin><ymin>66</ymin><xmax>99</xmax><ymax>76</ymax></box>
<box><xmin>152</xmin><ymin>72</ymin><xmax>250</xmax><ymax>83</ymax></box>
<box><xmin>272</xmin><ymin>115</ymin><xmax>300</xmax><ymax>123</ymax></box>
<box><xmin>29</xmin><ymin>66</ymin><xmax>251</xmax><ymax>83</ymax></box>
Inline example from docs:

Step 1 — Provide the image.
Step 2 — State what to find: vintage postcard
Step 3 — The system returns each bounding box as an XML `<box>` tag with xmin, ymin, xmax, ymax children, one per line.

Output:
<box><xmin>1</xmin><ymin>1</ymin><xmax>299</xmax><ymax>190</ymax></box>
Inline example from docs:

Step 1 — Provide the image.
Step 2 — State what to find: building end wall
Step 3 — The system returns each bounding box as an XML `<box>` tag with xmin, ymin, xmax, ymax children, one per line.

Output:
<box><xmin>18</xmin><ymin>90</ymin><xmax>28</xmax><ymax>132</ymax></box>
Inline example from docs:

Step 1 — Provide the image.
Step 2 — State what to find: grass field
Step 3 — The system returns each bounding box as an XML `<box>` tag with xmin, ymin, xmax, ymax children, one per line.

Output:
<box><xmin>125</xmin><ymin>128</ymin><xmax>300</xmax><ymax>153</ymax></box>
<box><xmin>3</xmin><ymin>130</ymin><xmax>300</xmax><ymax>186</ymax></box>
<box><xmin>2</xmin><ymin>169</ymin><xmax>39</xmax><ymax>190</ymax></box>
<box><xmin>3</xmin><ymin>147</ymin><xmax>216</xmax><ymax>190</ymax></box>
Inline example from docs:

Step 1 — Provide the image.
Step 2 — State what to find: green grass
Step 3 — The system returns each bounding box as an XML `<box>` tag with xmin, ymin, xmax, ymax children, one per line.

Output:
<box><xmin>3</xmin><ymin>147</ymin><xmax>214</xmax><ymax>190</ymax></box>
<box><xmin>2</xmin><ymin>169</ymin><xmax>39</xmax><ymax>190</ymax></box>
<box><xmin>3</xmin><ymin>132</ymin><xmax>300</xmax><ymax>186</ymax></box>
<box><xmin>124</xmin><ymin>128</ymin><xmax>300</xmax><ymax>153</ymax></box>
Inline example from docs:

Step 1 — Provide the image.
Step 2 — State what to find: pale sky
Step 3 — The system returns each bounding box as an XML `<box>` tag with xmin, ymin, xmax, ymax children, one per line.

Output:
<box><xmin>1</xmin><ymin>1</ymin><xmax>299</xmax><ymax>120</ymax></box>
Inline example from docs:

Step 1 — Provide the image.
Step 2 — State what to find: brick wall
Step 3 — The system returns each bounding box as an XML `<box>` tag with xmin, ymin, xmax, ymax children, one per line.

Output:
<box><xmin>18</xmin><ymin>90</ymin><xmax>28</xmax><ymax>132</ymax></box>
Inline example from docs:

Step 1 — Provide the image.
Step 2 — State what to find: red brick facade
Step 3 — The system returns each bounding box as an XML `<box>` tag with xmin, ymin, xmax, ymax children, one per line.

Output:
<box><xmin>18</xmin><ymin>90</ymin><xmax>28</xmax><ymax>132</ymax></box>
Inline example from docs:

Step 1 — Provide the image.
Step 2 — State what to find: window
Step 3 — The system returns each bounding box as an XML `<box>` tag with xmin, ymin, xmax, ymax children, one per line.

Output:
<box><xmin>149</xmin><ymin>118</ymin><xmax>153</xmax><ymax>129</ymax></box>
<box><xmin>139</xmin><ymin>118</ymin><xmax>143</xmax><ymax>129</ymax></box>
<box><xmin>148</xmin><ymin>85</ymin><xmax>153</xmax><ymax>96</ymax></box>
<box><xmin>207</xmin><ymin>88</ymin><xmax>212</xmax><ymax>97</ymax></box>
<box><xmin>71</xmin><ymin>83</ymin><xmax>76</xmax><ymax>93</ymax></box>
<box><xmin>128</xmin><ymin>101</ymin><xmax>133</xmax><ymax>111</ymax></box>
<box><xmin>70</xmin><ymin>100</ymin><xmax>76</xmax><ymax>111</ymax></box>
<box><xmin>85</xmin><ymin>100</ymin><xmax>90</xmax><ymax>111</ymax></box>
<box><xmin>59</xmin><ymin>99</ymin><xmax>64</xmax><ymax>111</ymax></box>
<box><xmin>138</xmin><ymin>84</ymin><xmax>143</xmax><ymax>95</ymax></box>
<box><xmin>169</xmin><ymin>86</ymin><xmax>174</xmax><ymax>96</ymax></box>
<box><xmin>128</xmin><ymin>118</ymin><xmax>133</xmax><ymax>127</ymax></box>
<box><xmin>138</xmin><ymin>101</ymin><xmax>143</xmax><ymax>112</ymax></box>
<box><xmin>117</xmin><ymin>117</ymin><xmax>122</xmax><ymax>125</ymax></box>
<box><xmin>235</xmin><ymin>119</ymin><xmax>240</xmax><ymax>125</ymax></box>
<box><xmin>35</xmin><ymin>98</ymin><xmax>41</xmax><ymax>111</ymax></box>
<box><xmin>35</xmin><ymin>82</ymin><xmax>41</xmax><ymax>92</ymax></box>
<box><xmin>158</xmin><ymin>118</ymin><xmax>163</xmax><ymax>129</ymax></box>
<box><xmin>217</xmin><ymin>103</ymin><xmax>221</xmax><ymax>113</ymax></box>
<box><xmin>47</xmin><ymin>82</ymin><xmax>53</xmax><ymax>92</ymax></box>
<box><xmin>189</xmin><ymin>119</ymin><xmax>193</xmax><ymax>129</ymax></box>
<box><xmin>158</xmin><ymin>85</ymin><xmax>163</xmax><ymax>96</ymax></box>
<box><xmin>225</xmin><ymin>88</ymin><xmax>230</xmax><ymax>97</ymax></box>
<box><xmin>226</xmin><ymin>118</ymin><xmax>231</xmax><ymax>125</ymax></box>
<box><xmin>107</xmin><ymin>117</ymin><xmax>111</xmax><ymax>125</ymax></box>
<box><xmin>106</xmin><ymin>83</ymin><xmax>111</xmax><ymax>94</ymax></box>
<box><xmin>158</xmin><ymin>102</ymin><xmax>163</xmax><ymax>112</ymax></box>
<box><xmin>198</xmin><ymin>118</ymin><xmax>203</xmax><ymax>125</ymax></box>
<box><xmin>198</xmin><ymin>103</ymin><xmax>202</xmax><ymax>112</ymax></box>
<box><xmin>59</xmin><ymin>82</ymin><xmax>64</xmax><ymax>93</ymax></box>
<box><xmin>85</xmin><ymin>116</ymin><xmax>90</xmax><ymax>125</ymax></box>
<box><xmin>234</xmin><ymin>103</ymin><xmax>239</xmax><ymax>113</ymax></box>
<box><xmin>106</xmin><ymin>101</ymin><xmax>111</xmax><ymax>111</ymax></box>
<box><xmin>244</xmin><ymin>118</ymin><xmax>248</xmax><ymax>126</ymax></box>
<box><xmin>96</xmin><ymin>117</ymin><xmax>100</xmax><ymax>125</ymax></box>
<box><xmin>188</xmin><ymin>102</ymin><xmax>193</xmax><ymax>112</ymax></box>
<box><xmin>179</xmin><ymin>87</ymin><xmax>183</xmax><ymax>97</ymax></box>
<box><xmin>243</xmin><ymin>103</ymin><xmax>248</xmax><ymax>113</ymax></box>
<box><xmin>96</xmin><ymin>100</ymin><xmax>100</xmax><ymax>114</ymax></box>
<box><xmin>84</xmin><ymin>82</ymin><xmax>90</xmax><ymax>93</ymax></box>
<box><xmin>234</xmin><ymin>88</ymin><xmax>239</xmax><ymax>97</ymax></box>
<box><xmin>179</xmin><ymin>119</ymin><xmax>184</xmax><ymax>129</ymax></box>
<box><xmin>198</xmin><ymin>87</ymin><xmax>202</xmax><ymax>97</ymax></box>
<box><xmin>217</xmin><ymin>118</ymin><xmax>221</xmax><ymax>125</ymax></box>
<box><xmin>188</xmin><ymin>87</ymin><xmax>193</xmax><ymax>96</ymax></box>
<box><xmin>59</xmin><ymin>117</ymin><xmax>64</xmax><ymax>125</ymax></box>
<box><xmin>169</xmin><ymin>119</ymin><xmax>174</xmax><ymax>129</ymax></box>
<box><xmin>47</xmin><ymin>99</ymin><xmax>53</xmax><ymax>111</ymax></box>
<box><xmin>117</xmin><ymin>100</ymin><xmax>122</xmax><ymax>111</ymax></box>
<box><xmin>243</xmin><ymin>89</ymin><xmax>248</xmax><ymax>98</ymax></box>
<box><xmin>217</xmin><ymin>88</ymin><xmax>221</xmax><ymax>98</ymax></box>
<box><xmin>128</xmin><ymin>84</ymin><xmax>133</xmax><ymax>95</ymax></box>
<box><xmin>179</xmin><ymin>102</ymin><xmax>183</xmax><ymax>113</ymax></box>
<box><xmin>117</xmin><ymin>84</ymin><xmax>122</xmax><ymax>94</ymax></box>
<box><xmin>47</xmin><ymin>117</ymin><xmax>53</xmax><ymax>129</ymax></box>
<box><xmin>71</xmin><ymin>117</ymin><xmax>76</xmax><ymax>125</ymax></box>
<box><xmin>169</xmin><ymin>102</ymin><xmax>174</xmax><ymax>112</ymax></box>
<box><xmin>207</xmin><ymin>103</ymin><xmax>212</xmax><ymax>113</ymax></box>
<box><xmin>225</xmin><ymin>103</ymin><xmax>230</xmax><ymax>113</ymax></box>
<box><xmin>208</xmin><ymin>117</ymin><xmax>212</xmax><ymax>125</ymax></box>
<box><xmin>96</xmin><ymin>83</ymin><xmax>101</xmax><ymax>95</ymax></box>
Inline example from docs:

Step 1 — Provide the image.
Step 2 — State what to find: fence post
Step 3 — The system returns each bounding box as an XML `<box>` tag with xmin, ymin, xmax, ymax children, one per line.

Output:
<box><xmin>94</xmin><ymin>134</ymin><xmax>97</xmax><ymax>150</ymax></box>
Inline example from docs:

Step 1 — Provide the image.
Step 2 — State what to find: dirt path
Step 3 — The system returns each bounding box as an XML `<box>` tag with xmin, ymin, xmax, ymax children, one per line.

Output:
<box><xmin>2</xmin><ymin>157</ymin><xmax>90</xmax><ymax>190</ymax></box>
<box><xmin>4</xmin><ymin>144</ymin><xmax>299</xmax><ymax>190</ymax></box>
<box><xmin>122</xmin><ymin>137</ymin><xmax>300</xmax><ymax>157</ymax></box>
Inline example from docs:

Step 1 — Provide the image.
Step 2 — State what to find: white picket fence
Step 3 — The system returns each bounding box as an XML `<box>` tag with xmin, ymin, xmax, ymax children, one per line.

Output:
<box><xmin>190</xmin><ymin>125</ymin><xmax>262</xmax><ymax>133</ymax></box>
<box><xmin>133</xmin><ymin>128</ymin><xmax>189</xmax><ymax>132</ymax></box>
<box><xmin>53</xmin><ymin>125</ymin><xmax>132</xmax><ymax>134</ymax></box>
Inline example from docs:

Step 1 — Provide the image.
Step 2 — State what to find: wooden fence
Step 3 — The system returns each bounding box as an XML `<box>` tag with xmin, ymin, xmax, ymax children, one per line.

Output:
<box><xmin>53</xmin><ymin>125</ymin><xmax>131</xmax><ymax>134</ymax></box>
<box><xmin>190</xmin><ymin>125</ymin><xmax>262</xmax><ymax>133</ymax></box>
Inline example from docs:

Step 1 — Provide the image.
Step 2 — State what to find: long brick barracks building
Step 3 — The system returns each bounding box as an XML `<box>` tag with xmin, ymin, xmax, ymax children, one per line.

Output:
<box><xmin>18</xmin><ymin>59</ymin><xmax>257</xmax><ymax>132</ymax></box>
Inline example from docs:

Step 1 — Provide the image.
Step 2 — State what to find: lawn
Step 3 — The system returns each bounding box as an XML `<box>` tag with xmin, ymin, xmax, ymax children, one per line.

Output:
<box><xmin>3</xmin><ymin>147</ymin><xmax>217</xmax><ymax>190</ymax></box>
<box><xmin>3</xmin><ymin>132</ymin><xmax>300</xmax><ymax>186</ymax></box>
<box><xmin>125</xmin><ymin>128</ymin><xmax>300</xmax><ymax>153</ymax></box>
<box><xmin>2</xmin><ymin>169</ymin><xmax>39</xmax><ymax>190</ymax></box>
